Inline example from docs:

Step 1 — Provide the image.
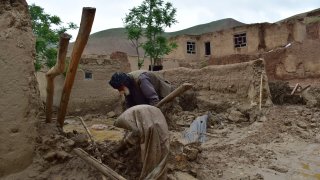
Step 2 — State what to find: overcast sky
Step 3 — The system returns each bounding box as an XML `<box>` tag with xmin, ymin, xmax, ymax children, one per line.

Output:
<box><xmin>26</xmin><ymin>0</ymin><xmax>319</xmax><ymax>40</ymax></box>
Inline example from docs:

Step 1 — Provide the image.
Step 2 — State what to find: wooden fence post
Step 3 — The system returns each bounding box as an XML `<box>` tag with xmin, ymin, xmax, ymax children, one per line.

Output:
<box><xmin>45</xmin><ymin>33</ymin><xmax>71</xmax><ymax>123</ymax></box>
<box><xmin>57</xmin><ymin>7</ymin><xmax>96</xmax><ymax>127</ymax></box>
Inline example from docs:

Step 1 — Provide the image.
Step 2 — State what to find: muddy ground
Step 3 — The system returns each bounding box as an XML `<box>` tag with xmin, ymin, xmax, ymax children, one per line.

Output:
<box><xmin>5</xmin><ymin>88</ymin><xmax>320</xmax><ymax>180</ymax></box>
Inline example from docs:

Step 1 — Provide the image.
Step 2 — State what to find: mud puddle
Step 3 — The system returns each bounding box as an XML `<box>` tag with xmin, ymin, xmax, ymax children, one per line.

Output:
<box><xmin>63</xmin><ymin>116</ymin><xmax>123</xmax><ymax>142</ymax></box>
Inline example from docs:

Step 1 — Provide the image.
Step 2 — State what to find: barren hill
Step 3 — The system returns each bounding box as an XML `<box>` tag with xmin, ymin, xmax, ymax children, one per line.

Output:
<box><xmin>69</xmin><ymin>18</ymin><xmax>245</xmax><ymax>56</ymax></box>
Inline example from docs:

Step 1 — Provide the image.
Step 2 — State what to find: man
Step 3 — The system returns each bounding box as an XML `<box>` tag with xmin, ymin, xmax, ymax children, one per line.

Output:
<box><xmin>113</xmin><ymin>105</ymin><xmax>169</xmax><ymax>180</ymax></box>
<box><xmin>109</xmin><ymin>70</ymin><xmax>172</xmax><ymax>108</ymax></box>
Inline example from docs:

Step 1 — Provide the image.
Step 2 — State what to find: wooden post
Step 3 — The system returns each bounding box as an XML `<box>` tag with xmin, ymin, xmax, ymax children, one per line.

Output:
<box><xmin>45</xmin><ymin>33</ymin><xmax>71</xmax><ymax>123</ymax></box>
<box><xmin>57</xmin><ymin>7</ymin><xmax>96</xmax><ymax>127</ymax></box>
<box><xmin>73</xmin><ymin>148</ymin><xmax>126</xmax><ymax>180</ymax></box>
<box><xmin>259</xmin><ymin>72</ymin><xmax>264</xmax><ymax>110</ymax></box>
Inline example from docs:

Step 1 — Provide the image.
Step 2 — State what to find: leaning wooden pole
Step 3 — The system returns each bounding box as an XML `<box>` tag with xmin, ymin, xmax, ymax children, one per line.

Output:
<box><xmin>45</xmin><ymin>33</ymin><xmax>71</xmax><ymax>123</ymax></box>
<box><xmin>259</xmin><ymin>71</ymin><xmax>264</xmax><ymax>111</ymax></box>
<box><xmin>73</xmin><ymin>148</ymin><xmax>126</xmax><ymax>180</ymax></box>
<box><xmin>57</xmin><ymin>7</ymin><xmax>96</xmax><ymax>127</ymax></box>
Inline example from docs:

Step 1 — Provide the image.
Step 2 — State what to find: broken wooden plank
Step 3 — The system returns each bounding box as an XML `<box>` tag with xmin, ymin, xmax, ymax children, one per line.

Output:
<box><xmin>73</xmin><ymin>148</ymin><xmax>126</xmax><ymax>180</ymax></box>
<box><xmin>57</xmin><ymin>7</ymin><xmax>96</xmax><ymax>127</ymax></box>
<box><xmin>290</xmin><ymin>83</ymin><xmax>301</xmax><ymax>95</ymax></box>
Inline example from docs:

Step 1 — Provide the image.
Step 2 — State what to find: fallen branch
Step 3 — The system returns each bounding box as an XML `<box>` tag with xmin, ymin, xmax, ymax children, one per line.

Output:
<box><xmin>73</xmin><ymin>148</ymin><xmax>126</xmax><ymax>180</ymax></box>
<box><xmin>77</xmin><ymin>116</ymin><xmax>95</xmax><ymax>144</ymax></box>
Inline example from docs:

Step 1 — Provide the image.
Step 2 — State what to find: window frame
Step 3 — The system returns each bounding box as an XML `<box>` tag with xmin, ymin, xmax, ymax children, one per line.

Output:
<box><xmin>234</xmin><ymin>32</ymin><xmax>247</xmax><ymax>48</ymax></box>
<box><xmin>84</xmin><ymin>71</ymin><xmax>93</xmax><ymax>80</ymax></box>
<box><xmin>187</xmin><ymin>41</ymin><xmax>196</xmax><ymax>54</ymax></box>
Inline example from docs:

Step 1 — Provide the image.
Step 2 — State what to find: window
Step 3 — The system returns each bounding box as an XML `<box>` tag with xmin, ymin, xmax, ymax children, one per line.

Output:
<box><xmin>205</xmin><ymin>42</ymin><xmax>211</xmax><ymax>55</ymax></box>
<box><xmin>187</xmin><ymin>42</ymin><xmax>196</xmax><ymax>54</ymax></box>
<box><xmin>84</xmin><ymin>71</ymin><xmax>92</xmax><ymax>79</ymax></box>
<box><xmin>234</xmin><ymin>33</ymin><xmax>247</xmax><ymax>48</ymax></box>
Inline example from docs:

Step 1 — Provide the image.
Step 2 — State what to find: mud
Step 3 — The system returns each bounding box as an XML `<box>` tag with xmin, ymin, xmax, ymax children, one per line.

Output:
<box><xmin>5</xmin><ymin>96</ymin><xmax>320</xmax><ymax>180</ymax></box>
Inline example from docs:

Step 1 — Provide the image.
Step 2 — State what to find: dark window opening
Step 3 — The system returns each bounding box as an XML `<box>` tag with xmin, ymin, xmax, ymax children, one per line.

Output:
<box><xmin>205</xmin><ymin>42</ymin><xmax>211</xmax><ymax>55</ymax></box>
<box><xmin>85</xmin><ymin>71</ymin><xmax>92</xmax><ymax>79</ymax></box>
<box><xmin>187</xmin><ymin>41</ymin><xmax>196</xmax><ymax>54</ymax></box>
<box><xmin>234</xmin><ymin>33</ymin><xmax>247</xmax><ymax>48</ymax></box>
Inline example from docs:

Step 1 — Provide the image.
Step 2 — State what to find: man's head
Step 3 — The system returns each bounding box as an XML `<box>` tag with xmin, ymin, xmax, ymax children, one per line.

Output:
<box><xmin>109</xmin><ymin>72</ymin><xmax>131</xmax><ymax>95</ymax></box>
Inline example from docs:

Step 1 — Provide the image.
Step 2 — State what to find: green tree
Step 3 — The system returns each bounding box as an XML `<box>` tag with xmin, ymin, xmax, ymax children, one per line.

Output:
<box><xmin>124</xmin><ymin>0</ymin><xmax>178</xmax><ymax>70</ymax></box>
<box><xmin>29</xmin><ymin>4</ymin><xmax>78</xmax><ymax>71</ymax></box>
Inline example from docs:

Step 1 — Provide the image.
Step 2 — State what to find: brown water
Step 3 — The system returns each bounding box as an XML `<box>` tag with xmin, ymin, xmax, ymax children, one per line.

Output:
<box><xmin>63</xmin><ymin>117</ymin><xmax>124</xmax><ymax>142</ymax></box>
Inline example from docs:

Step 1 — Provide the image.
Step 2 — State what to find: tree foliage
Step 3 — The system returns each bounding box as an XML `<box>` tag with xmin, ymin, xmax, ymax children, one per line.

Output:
<box><xmin>124</xmin><ymin>0</ymin><xmax>178</xmax><ymax>69</ymax></box>
<box><xmin>29</xmin><ymin>4</ymin><xmax>78</xmax><ymax>71</ymax></box>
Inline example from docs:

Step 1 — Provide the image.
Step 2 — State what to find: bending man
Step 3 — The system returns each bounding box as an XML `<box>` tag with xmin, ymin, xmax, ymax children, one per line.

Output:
<box><xmin>114</xmin><ymin>105</ymin><xmax>169</xmax><ymax>180</ymax></box>
<box><xmin>109</xmin><ymin>70</ymin><xmax>172</xmax><ymax>108</ymax></box>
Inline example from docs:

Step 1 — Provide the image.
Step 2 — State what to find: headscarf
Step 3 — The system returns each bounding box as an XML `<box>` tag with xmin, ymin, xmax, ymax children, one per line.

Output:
<box><xmin>108</xmin><ymin>72</ymin><xmax>132</xmax><ymax>89</ymax></box>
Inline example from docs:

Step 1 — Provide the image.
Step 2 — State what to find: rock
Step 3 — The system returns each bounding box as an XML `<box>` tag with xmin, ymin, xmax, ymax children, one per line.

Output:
<box><xmin>296</xmin><ymin>121</ymin><xmax>308</xmax><ymax>129</ymax></box>
<box><xmin>217</xmin><ymin>169</ymin><xmax>223</xmax><ymax>177</ymax></box>
<box><xmin>310</xmin><ymin>123</ymin><xmax>318</xmax><ymax>128</ymax></box>
<box><xmin>56</xmin><ymin>151</ymin><xmax>72</xmax><ymax>161</ymax></box>
<box><xmin>183</xmin><ymin>146</ymin><xmax>199</xmax><ymax>161</ymax></box>
<box><xmin>196</xmin><ymin>169</ymin><xmax>216</xmax><ymax>179</ymax></box>
<box><xmin>44</xmin><ymin>151</ymin><xmax>56</xmax><ymax>162</ymax></box>
<box><xmin>228</xmin><ymin>110</ymin><xmax>247</xmax><ymax>123</ymax></box>
<box><xmin>310</xmin><ymin>118</ymin><xmax>317</xmax><ymax>123</ymax></box>
<box><xmin>65</xmin><ymin>139</ymin><xmax>75</xmax><ymax>147</ymax></box>
<box><xmin>258</xmin><ymin>115</ymin><xmax>267</xmax><ymax>122</ymax></box>
<box><xmin>268</xmin><ymin>165</ymin><xmax>288</xmax><ymax>173</ymax></box>
<box><xmin>173</xmin><ymin>171</ymin><xmax>197</xmax><ymax>180</ymax></box>
<box><xmin>71</xmin><ymin>133</ymin><xmax>89</xmax><ymax>147</ymax></box>
<box><xmin>283</xmin><ymin>119</ymin><xmax>292</xmax><ymax>126</ymax></box>
<box><xmin>253</xmin><ymin>173</ymin><xmax>264</xmax><ymax>180</ymax></box>
<box><xmin>107</xmin><ymin>111</ymin><xmax>116</xmax><ymax>118</ymax></box>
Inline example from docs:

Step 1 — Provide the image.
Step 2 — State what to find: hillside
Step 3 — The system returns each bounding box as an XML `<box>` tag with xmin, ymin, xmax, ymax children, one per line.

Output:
<box><xmin>277</xmin><ymin>8</ymin><xmax>320</xmax><ymax>24</ymax></box>
<box><xmin>166</xmin><ymin>18</ymin><xmax>245</xmax><ymax>36</ymax></box>
<box><xmin>69</xmin><ymin>18</ymin><xmax>245</xmax><ymax>56</ymax></box>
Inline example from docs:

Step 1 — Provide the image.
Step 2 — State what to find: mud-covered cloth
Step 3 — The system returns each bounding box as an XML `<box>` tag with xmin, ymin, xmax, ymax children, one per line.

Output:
<box><xmin>114</xmin><ymin>105</ymin><xmax>170</xmax><ymax>180</ymax></box>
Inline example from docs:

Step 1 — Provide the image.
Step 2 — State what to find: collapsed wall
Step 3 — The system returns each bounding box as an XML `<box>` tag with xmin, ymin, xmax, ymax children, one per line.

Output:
<box><xmin>0</xmin><ymin>0</ymin><xmax>40</xmax><ymax>177</ymax></box>
<box><xmin>264</xmin><ymin>39</ymin><xmax>320</xmax><ymax>81</ymax></box>
<box><xmin>37</xmin><ymin>52</ymin><xmax>131</xmax><ymax>115</ymax></box>
<box><xmin>160</xmin><ymin>59</ymin><xmax>272</xmax><ymax>110</ymax></box>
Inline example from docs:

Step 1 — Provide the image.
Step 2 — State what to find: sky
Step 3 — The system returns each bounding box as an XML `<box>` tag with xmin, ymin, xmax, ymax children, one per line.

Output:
<box><xmin>26</xmin><ymin>0</ymin><xmax>320</xmax><ymax>40</ymax></box>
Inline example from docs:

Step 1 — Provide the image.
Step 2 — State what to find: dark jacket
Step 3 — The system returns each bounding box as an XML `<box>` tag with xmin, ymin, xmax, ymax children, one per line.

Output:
<box><xmin>125</xmin><ymin>70</ymin><xmax>172</xmax><ymax>108</ymax></box>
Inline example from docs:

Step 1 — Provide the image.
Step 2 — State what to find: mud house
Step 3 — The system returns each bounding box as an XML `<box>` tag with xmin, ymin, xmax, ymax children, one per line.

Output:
<box><xmin>166</xmin><ymin>21</ymin><xmax>306</xmax><ymax>62</ymax></box>
<box><xmin>37</xmin><ymin>52</ymin><xmax>131</xmax><ymax>115</ymax></box>
<box><xmin>166</xmin><ymin>19</ymin><xmax>320</xmax><ymax>82</ymax></box>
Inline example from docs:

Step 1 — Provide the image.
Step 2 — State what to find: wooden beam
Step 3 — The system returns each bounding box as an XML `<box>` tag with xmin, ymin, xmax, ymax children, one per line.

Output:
<box><xmin>155</xmin><ymin>83</ymin><xmax>193</xmax><ymax>108</ymax></box>
<box><xmin>57</xmin><ymin>7</ymin><xmax>96</xmax><ymax>127</ymax></box>
<box><xmin>45</xmin><ymin>33</ymin><xmax>71</xmax><ymax>123</ymax></box>
<box><xmin>73</xmin><ymin>148</ymin><xmax>126</xmax><ymax>180</ymax></box>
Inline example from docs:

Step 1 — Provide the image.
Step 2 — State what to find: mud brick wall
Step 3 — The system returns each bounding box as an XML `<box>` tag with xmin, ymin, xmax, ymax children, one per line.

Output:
<box><xmin>160</xmin><ymin>59</ymin><xmax>272</xmax><ymax>107</ymax></box>
<box><xmin>37</xmin><ymin>53</ymin><xmax>131</xmax><ymax>115</ymax></box>
<box><xmin>263</xmin><ymin>40</ymin><xmax>320</xmax><ymax>81</ymax></box>
<box><xmin>0</xmin><ymin>0</ymin><xmax>41</xmax><ymax>177</ymax></box>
